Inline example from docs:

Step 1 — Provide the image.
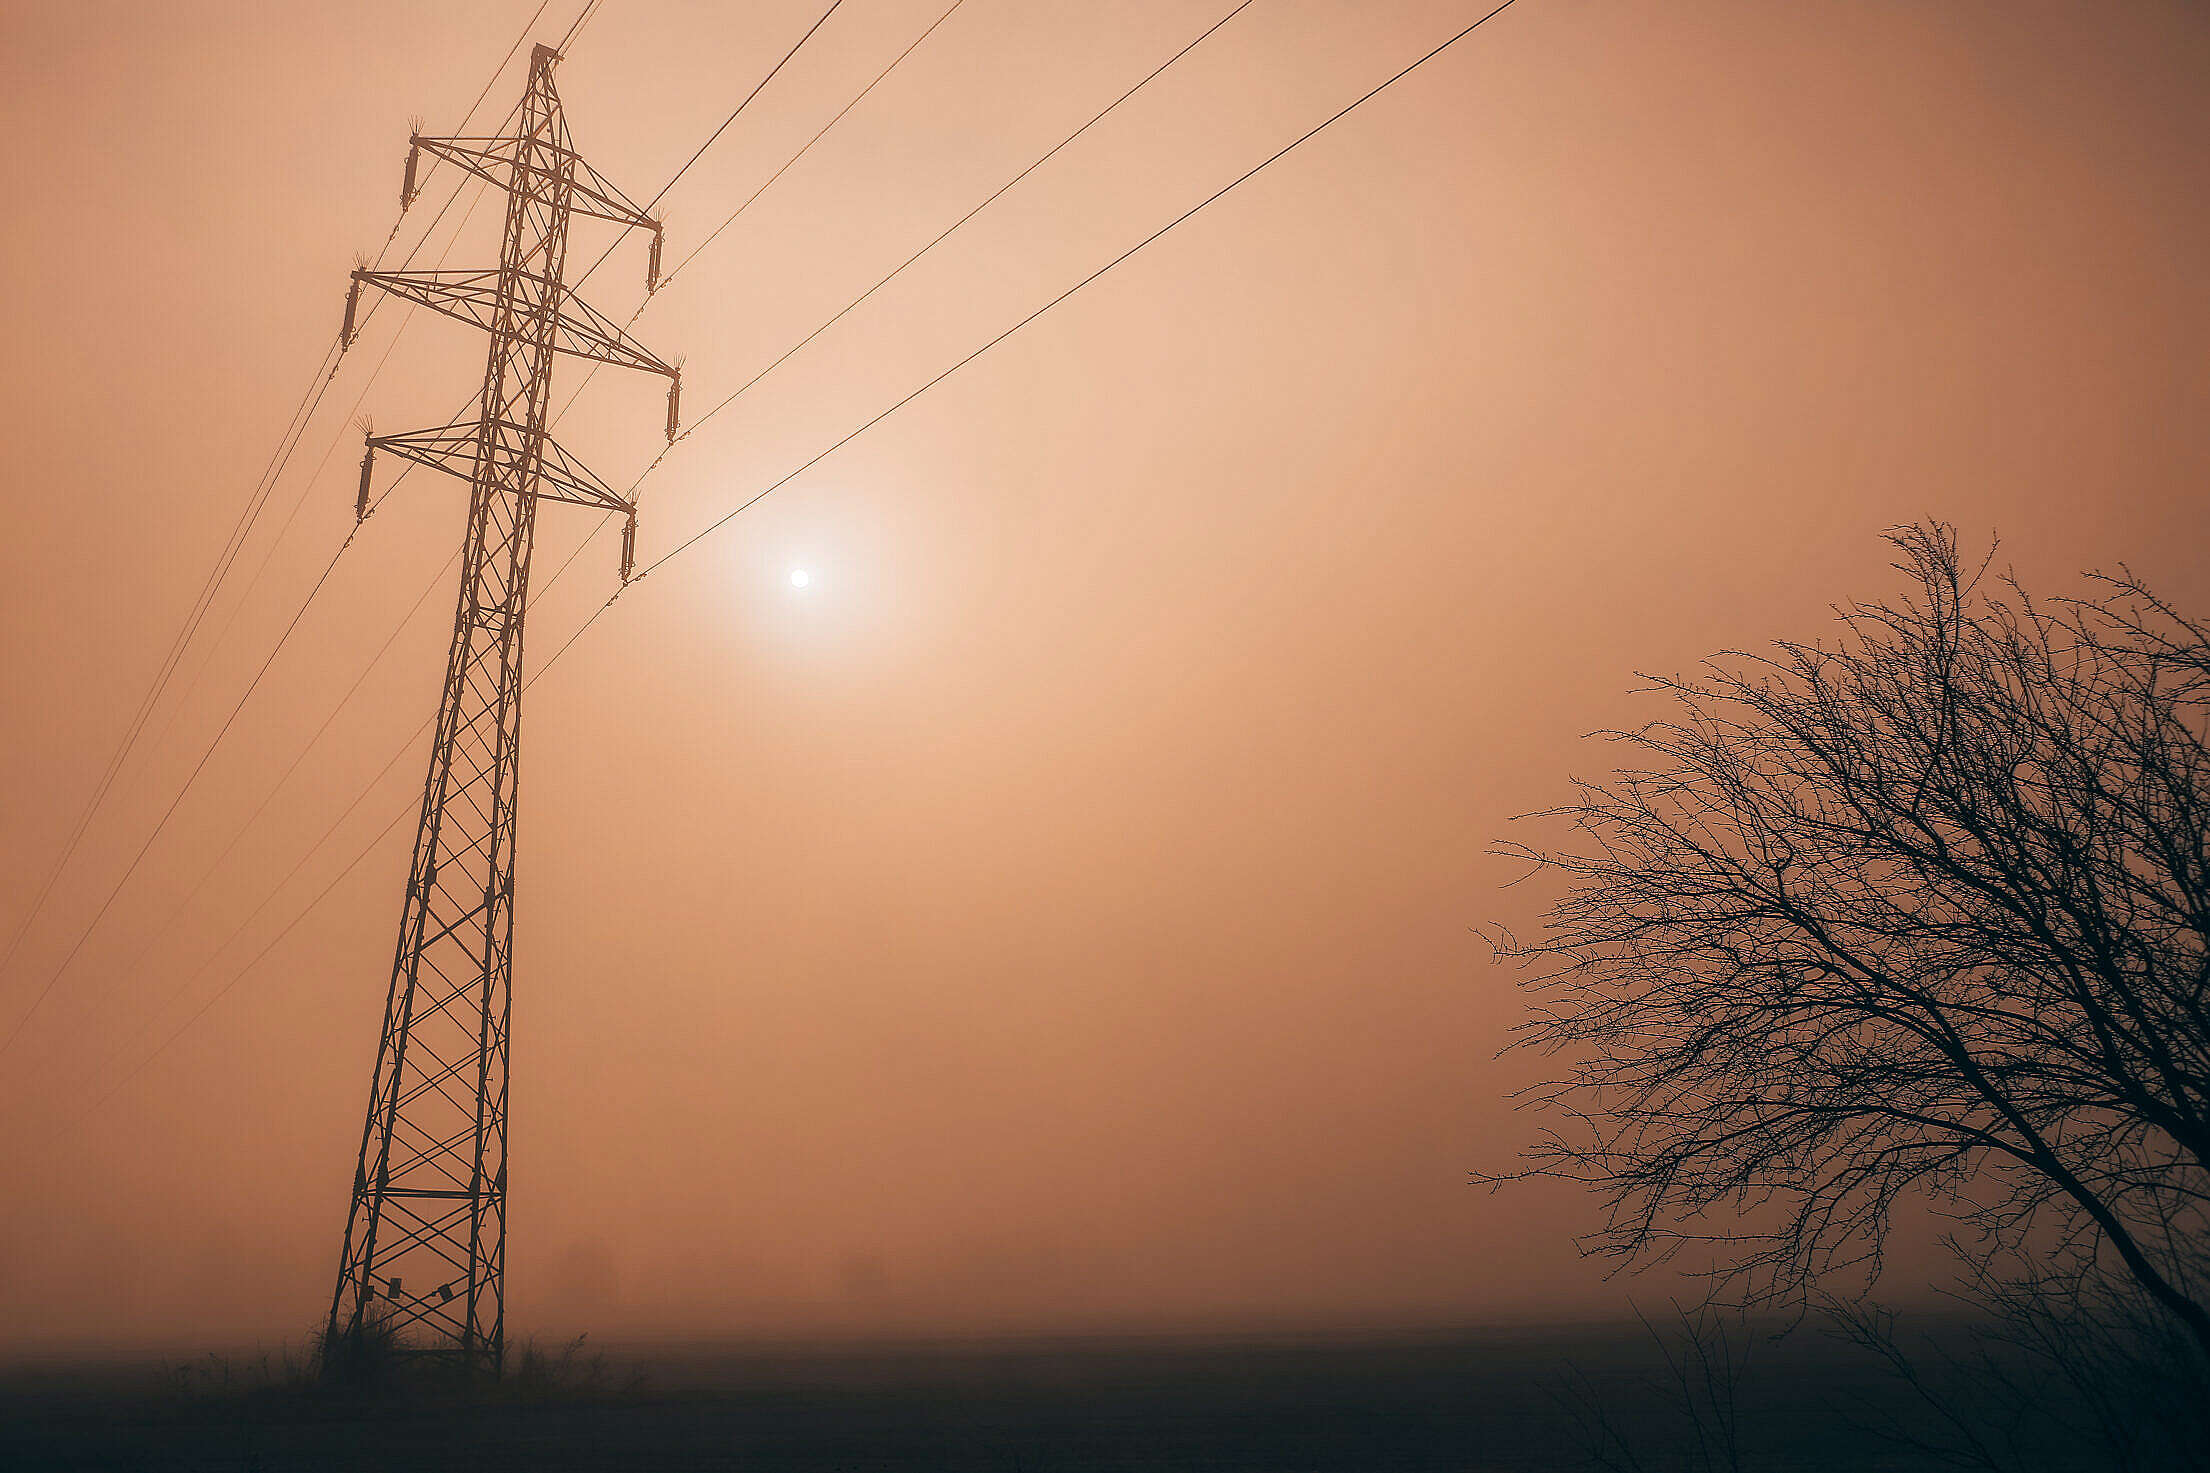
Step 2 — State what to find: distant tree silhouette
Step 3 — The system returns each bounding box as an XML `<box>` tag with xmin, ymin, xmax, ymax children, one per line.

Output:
<box><xmin>1494</xmin><ymin>525</ymin><xmax>2210</xmax><ymax>1369</ymax></box>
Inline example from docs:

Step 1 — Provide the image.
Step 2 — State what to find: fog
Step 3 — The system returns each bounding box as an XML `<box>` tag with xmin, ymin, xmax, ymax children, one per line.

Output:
<box><xmin>1</xmin><ymin>0</ymin><xmax>2204</xmax><ymax>1350</ymax></box>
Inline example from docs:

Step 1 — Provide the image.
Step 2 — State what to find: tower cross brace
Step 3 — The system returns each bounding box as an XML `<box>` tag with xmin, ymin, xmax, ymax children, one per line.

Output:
<box><xmin>325</xmin><ymin>42</ymin><xmax>675</xmax><ymax>1374</ymax></box>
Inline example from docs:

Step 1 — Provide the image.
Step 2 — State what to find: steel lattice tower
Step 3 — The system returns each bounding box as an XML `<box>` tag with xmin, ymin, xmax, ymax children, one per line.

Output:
<box><xmin>325</xmin><ymin>42</ymin><xmax>677</xmax><ymax>1374</ymax></box>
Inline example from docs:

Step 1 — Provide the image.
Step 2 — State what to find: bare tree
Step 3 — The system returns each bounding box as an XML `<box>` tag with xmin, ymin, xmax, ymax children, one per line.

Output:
<box><xmin>1492</xmin><ymin>525</ymin><xmax>2210</xmax><ymax>1370</ymax></box>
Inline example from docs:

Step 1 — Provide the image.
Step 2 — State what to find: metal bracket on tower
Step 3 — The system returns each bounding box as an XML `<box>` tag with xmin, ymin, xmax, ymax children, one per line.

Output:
<box><xmin>354</xmin><ymin>442</ymin><xmax>374</xmax><ymax>522</ymax></box>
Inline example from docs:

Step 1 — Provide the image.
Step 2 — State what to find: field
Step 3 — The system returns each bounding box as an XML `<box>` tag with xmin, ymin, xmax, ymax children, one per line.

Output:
<box><xmin>0</xmin><ymin>1321</ymin><xmax>2078</xmax><ymax>1471</ymax></box>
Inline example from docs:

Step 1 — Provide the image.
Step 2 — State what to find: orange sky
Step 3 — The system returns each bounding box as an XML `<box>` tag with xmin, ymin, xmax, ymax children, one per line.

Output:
<box><xmin>1</xmin><ymin>0</ymin><xmax>2206</xmax><ymax>1350</ymax></box>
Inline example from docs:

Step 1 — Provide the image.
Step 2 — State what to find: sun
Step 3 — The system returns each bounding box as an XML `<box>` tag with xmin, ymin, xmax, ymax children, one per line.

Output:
<box><xmin>788</xmin><ymin>568</ymin><xmax>811</xmax><ymax>589</ymax></box>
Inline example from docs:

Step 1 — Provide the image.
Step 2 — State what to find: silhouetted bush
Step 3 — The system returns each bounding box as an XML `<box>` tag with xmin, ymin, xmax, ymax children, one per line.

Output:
<box><xmin>313</xmin><ymin>1313</ymin><xmax>408</xmax><ymax>1390</ymax></box>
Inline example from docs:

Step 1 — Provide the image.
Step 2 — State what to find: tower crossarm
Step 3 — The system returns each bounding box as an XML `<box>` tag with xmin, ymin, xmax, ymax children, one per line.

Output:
<box><xmin>368</xmin><ymin>421</ymin><xmax>635</xmax><ymax>516</ymax></box>
<box><xmin>405</xmin><ymin>134</ymin><xmax>659</xmax><ymax>231</ymax></box>
<box><xmin>348</xmin><ymin>269</ymin><xmax>678</xmax><ymax>379</ymax></box>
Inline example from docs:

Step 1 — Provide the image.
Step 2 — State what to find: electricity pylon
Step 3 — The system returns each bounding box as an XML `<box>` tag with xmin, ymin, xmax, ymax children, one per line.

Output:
<box><xmin>324</xmin><ymin>42</ymin><xmax>677</xmax><ymax>1375</ymax></box>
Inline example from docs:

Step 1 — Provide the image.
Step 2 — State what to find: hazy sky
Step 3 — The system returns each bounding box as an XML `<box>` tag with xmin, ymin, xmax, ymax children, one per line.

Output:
<box><xmin>1</xmin><ymin>0</ymin><xmax>2205</xmax><ymax>1350</ymax></box>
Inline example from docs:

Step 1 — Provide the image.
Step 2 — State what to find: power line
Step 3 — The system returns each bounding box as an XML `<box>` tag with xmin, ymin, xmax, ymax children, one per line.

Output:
<box><xmin>76</xmin><ymin>795</ymin><xmax>422</xmax><ymax>1136</ymax></box>
<box><xmin>643</xmin><ymin>0</ymin><xmax>843</xmax><ymax>217</ymax></box>
<box><xmin>234</xmin><ymin>0</ymin><xmax>895</xmax><ymax>800</ymax></box>
<box><xmin>574</xmin><ymin>0</ymin><xmax>1525</xmax><ymax>642</ymax></box>
<box><xmin>556</xmin><ymin>0</ymin><xmax>606</xmax><ymax>54</ymax></box>
<box><xmin>629</xmin><ymin>0</ymin><xmax>1257</xmax><ymax>490</ymax></box>
<box><xmin>0</xmin><ymin>336</ymin><xmax>338</xmax><ymax>992</ymax></box>
<box><xmin>0</xmin><ymin>12</ymin><xmax>556</xmax><ymax>997</ymax></box>
<box><xmin>548</xmin><ymin>0</ymin><xmax>1255</xmax><ymax>579</ymax></box>
<box><xmin>555</xmin><ymin>0</ymin><xmax>968</xmax><ymax>399</ymax></box>
<box><xmin>0</xmin><ymin>3</ymin><xmax>569</xmax><ymax>1001</ymax></box>
<box><xmin>542</xmin><ymin>0</ymin><xmax>972</xmax><ymax>568</ymax></box>
<box><xmin>134</xmin><ymin>174</ymin><xmax>497</xmax><ymax>773</ymax></box>
<box><xmin>0</xmin><ymin>2</ymin><xmax>591</xmax><ymax>1052</ymax></box>
<box><xmin>94</xmin><ymin>549</ymin><xmax>461</xmax><ymax>1036</ymax></box>
<box><xmin>10</xmin><ymin>0</ymin><xmax>861</xmax><ymax>1089</ymax></box>
<box><xmin>31</xmin><ymin>0</ymin><xmax>1263</xmax><ymax>1099</ymax></box>
<box><xmin>0</xmin><ymin>151</ymin><xmax>505</xmax><ymax>1062</ymax></box>
<box><xmin>0</xmin><ymin>12</ymin><xmax>547</xmax><ymax>975</ymax></box>
<box><xmin>658</xmin><ymin>0</ymin><xmax>969</xmax><ymax>290</ymax></box>
<box><xmin>55</xmin><ymin>0</ymin><xmax>1526</xmax><ymax>1127</ymax></box>
<box><xmin>462</xmin><ymin>0</ymin><xmax>559</xmax><ymax>126</ymax></box>
<box><xmin>100</xmin><ymin>0</ymin><xmax>879</xmax><ymax>1002</ymax></box>
<box><xmin>60</xmin><ymin>492</ymin><xmax>626</xmax><ymax>1121</ymax></box>
<box><xmin>569</xmin><ymin>0</ymin><xmax>847</xmax><ymax>295</ymax></box>
<box><xmin>0</xmin><ymin>532</ymin><xmax>363</xmax><ymax>1062</ymax></box>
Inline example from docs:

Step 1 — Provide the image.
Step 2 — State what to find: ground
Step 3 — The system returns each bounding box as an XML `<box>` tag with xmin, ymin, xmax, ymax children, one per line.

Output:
<box><xmin>0</xmin><ymin>1323</ymin><xmax>2080</xmax><ymax>1471</ymax></box>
